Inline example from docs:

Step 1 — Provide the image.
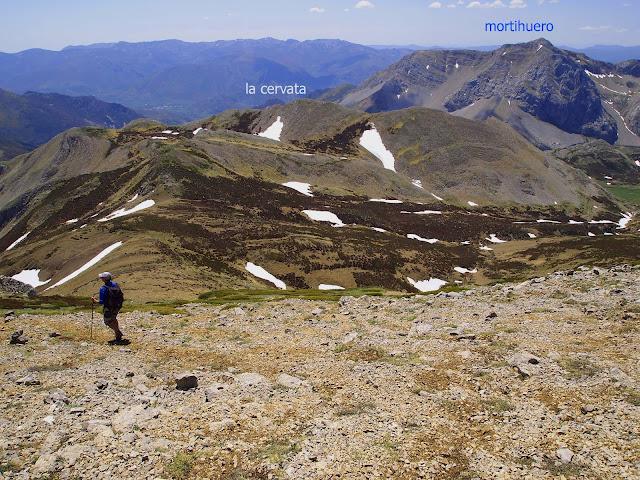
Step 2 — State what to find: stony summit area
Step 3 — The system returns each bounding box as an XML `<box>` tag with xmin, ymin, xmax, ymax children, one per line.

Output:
<box><xmin>1</xmin><ymin>265</ymin><xmax>639</xmax><ymax>479</ymax></box>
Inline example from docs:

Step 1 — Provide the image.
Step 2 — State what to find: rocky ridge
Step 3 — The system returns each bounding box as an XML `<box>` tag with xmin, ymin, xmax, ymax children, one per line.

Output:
<box><xmin>1</xmin><ymin>265</ymin><xmax>639</xmax><ymax>478</ymax></box>
<box><xmin>0</xmin><ymin>276</ymin><xmax>35</xmax><ymax>297</ymax></box>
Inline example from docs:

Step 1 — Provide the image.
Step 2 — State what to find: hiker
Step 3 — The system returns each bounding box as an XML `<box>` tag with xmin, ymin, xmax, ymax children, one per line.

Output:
<box><xmin>91</xmin><ymin>272</ymin><xmax>125</xmax><ymax>343</ymax></box>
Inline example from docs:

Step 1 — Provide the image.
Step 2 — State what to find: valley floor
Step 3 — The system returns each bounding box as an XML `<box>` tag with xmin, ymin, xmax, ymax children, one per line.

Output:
<box><xmin>1</xmin><ymin>266</ymin><xmax>639</xmax><ymax>479</ymax></box>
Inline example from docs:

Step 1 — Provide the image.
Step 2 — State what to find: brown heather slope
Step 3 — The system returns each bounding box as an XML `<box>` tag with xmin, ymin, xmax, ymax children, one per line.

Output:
<box><xmin>0</xmin><ymin>101</ymin><xmax>637</xmax><ymax>300</ymax></box>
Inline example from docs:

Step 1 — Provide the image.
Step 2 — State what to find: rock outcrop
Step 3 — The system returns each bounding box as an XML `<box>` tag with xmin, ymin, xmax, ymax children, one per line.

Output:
<box><xmin>0</xmin><ymin>275</ymin><xmax>36</xmax><ymax>297</ymax></box>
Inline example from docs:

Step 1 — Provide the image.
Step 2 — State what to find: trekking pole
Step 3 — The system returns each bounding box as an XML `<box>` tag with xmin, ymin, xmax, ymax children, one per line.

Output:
<box><xmin>90</xmin><ymin>301</ymin><xmax>94</xmax><ymax>340</ymax></box>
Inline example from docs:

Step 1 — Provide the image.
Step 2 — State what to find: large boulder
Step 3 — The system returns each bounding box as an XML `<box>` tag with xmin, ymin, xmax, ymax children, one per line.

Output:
<box><xmin>0</xmin><ymin>276</ymin><xmax>37</xmax><ymax>297</ymax></box>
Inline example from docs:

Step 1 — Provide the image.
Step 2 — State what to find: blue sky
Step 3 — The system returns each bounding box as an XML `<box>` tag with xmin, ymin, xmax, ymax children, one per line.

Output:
<box><xmin>0</xmin><ymin>0</ymin><xmax>638</xmax><ymax>52</ymax></box>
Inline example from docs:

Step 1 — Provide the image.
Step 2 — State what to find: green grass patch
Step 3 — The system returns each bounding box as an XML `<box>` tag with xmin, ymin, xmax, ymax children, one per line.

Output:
<box><xmin>121</xmin><ymin>302</ymin><xmax>188</xmax><ymax>315</ymax></box>
<box><xmin>0</xmin><ymin>295</ymin><xmax>91</xmax><ymax>316</ymax></box>
<box><xmin>485</xmin><ymin>397</ymin><xmax>515</xmax><ymax>413</ymax></box>
<box><xmin>605</xmin><ymin>184</ymin><xmax>640</xmax><ymax>206</ymax></box>
<box><xmin>164</xmin><ymin>452</ymin><xmax>196</xmax><ymax>480</ymax></box>
<box><xmin>197</xmin><ymin>287</ymin><xmax>388</xmax><ymax>305</ymax></box>
<box><xmin>334</xmin><ymin>343</ymin><xmax>352</xmax><ymax>354</ymax></box>
<box><xmin>258</xmin><ymin>439</ymin><xmax>301</xmax><ymax>464</ymax></box>
<box><xmin>335</xmin><ymin>402</ymin><xmax>376</xmax><ymax>416</ymax></box>
<box><xmin>0</xmin><ymin>295</ymin><xmax>188</xmax><ymax>316</ymax></box>
<box><xmin>622</xmin><ymin>388</ymin><xmax>640</xmax><ymax>406</ymax></box>
<box><xmin>559</xmin><ymin>356</ymin><xmax>600</xmax><ymax>379</ymax></box>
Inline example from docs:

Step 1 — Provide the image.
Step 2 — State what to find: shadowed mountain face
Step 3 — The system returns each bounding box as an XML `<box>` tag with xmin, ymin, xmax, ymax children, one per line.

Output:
<box><xmin>338</xmin><ymin>39</ymin><xmax>640</xmax><ymax>150</ymax></box>
<box><xmin>0</xmin><ymin>39</ymin><xmax>409</xmax><ymax>121</ymax></box>
<box><xmin>0</xmin><ymin>89</ymin><xmax>139</xmax><ymax>161</ymax></box>
<box><xmin>1</xmin><ymin>101</ymin><xmax>635</xmax><ymax>300</ymax></box>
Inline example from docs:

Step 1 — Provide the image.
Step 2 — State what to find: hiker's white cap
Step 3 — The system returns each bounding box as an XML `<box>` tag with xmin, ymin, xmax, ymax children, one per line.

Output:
<box><xmin>98</xmin><ymin>272</ymin><xmax>112</xmax><ymax>280</ymax></box>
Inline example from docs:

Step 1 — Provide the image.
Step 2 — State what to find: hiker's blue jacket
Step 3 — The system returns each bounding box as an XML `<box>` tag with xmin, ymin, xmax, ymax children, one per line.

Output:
<box><xmin>99</xmin><ymin>281</ymin><xmax>119</xmax><ymax>305</ymax></box>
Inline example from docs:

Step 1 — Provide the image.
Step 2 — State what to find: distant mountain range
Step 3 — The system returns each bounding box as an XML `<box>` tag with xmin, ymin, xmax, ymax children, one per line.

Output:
<box><xmin>0</xmin><ymin>39</ymin><xmax>410</xmax><ymax>122</ymax></box>
<box><xmin>0</xmin><ymin>37</ymin><xmax>639</xmax><ymax>162</ymax></box>
<box><xmin>370</xmin><ymin>44</ymin><xmax>640</xmax><ymax>64</ymax></box>
<box><xmin>332</xmin><ymin>39</ymin><xmax>640</xmax><ymax>150</ymax></box>
<box><xmin>569</xmin><ymin>45</ymin><xmax>640</xmax><ymax>64</ymax></box>
<box><xmin>0</xmin><ymin>89</ymin><xmax>139</xmax><ymax>161</ymax></box>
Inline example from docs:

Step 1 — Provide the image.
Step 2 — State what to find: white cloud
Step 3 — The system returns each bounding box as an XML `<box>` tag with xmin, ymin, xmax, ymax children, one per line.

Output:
<box><xmin>467</xmin><ymin>1</ymin><xmax>506</xmax><ymax>8</ymax></box>
<box><xmin>428</xmin><ymin>1</ymin><xmax>443</xmax><ymax>7</ymax></box>
<box><xmin>467</xmin><ymin>0</ymin><xmax>527</xmax><ymax>6</ymax></box>
<box><xmin>579</xmin><ymin>25</ymin><xmax>612</xmax><ymax>31</ymax></box>
<box><xmin>355</xmin><ymin>0</ymin><xmax>375</xmax><ymax>8</ymax></box>
<box><xmin>309</xmin><ymin>6</ymin><xmax>325</xmax><ymax>13</ymax></box>
<box><xmin>579</xmin><ymin>25</ymin><xmax>627</xmax><ymax>33</ymax></box>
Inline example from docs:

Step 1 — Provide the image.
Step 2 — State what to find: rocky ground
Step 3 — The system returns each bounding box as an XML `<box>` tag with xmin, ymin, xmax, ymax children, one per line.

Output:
<box><xmin>1</xmin><ymin>265</ymin><xmax>639</xmax><ymax>479</ymax></box>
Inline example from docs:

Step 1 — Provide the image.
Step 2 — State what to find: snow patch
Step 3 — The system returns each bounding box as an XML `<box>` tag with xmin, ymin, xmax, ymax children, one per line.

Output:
<box><xmin>587</xmin><ymin>232</ymin><xmax>596</xmax><ymax>237</ymax></box>
<box><xmin>302</xmin><ymin>210</ymin><xmax>345</xmax><ymax>227</ymax></box>
<box><xmin>45</xmin><ymin>242</ymin><xmax>123</xmax><ymax>291</ymax></box>
<box><xmin>402</xmin><ymin>210</ymin><xmax>442</xmax><ymax>215</ymax></box>
<box><xmin>467</xmin><ymin>201</ymin><xmax>478</xmax><ymax>207</ymax></box>
<box><xmin>537</xmin><ymin>219</ymin><xmax>561</xmax><ymax>224</ymax></box>
<box><xmin>454</xmin><ymin>267</ymin><xmax>477</xmax><ymax>274</ymax></box>
<box><xmin>371</xmin><ymin>227</ymin><xmax>387</xmax><ymax>233</ymax></box>
<box><xmin>5</xmin><ymin>231</ymin><xmax>31</xmax><ymax>251</ymax></box>
<box><xmin>319</xmin><ymin>284</ymin><xmax>345</xmax><ymax>291</ymax></box>
<box><xmin>618</xmin><ymin>212</ymin><xmax>633</xmax><ymax>229</ymax></box>
<box><xmin>412</xmin><ymin>179</ymin><xmax>424</xmax><ymax>189</ymax></box>
<box><xmin>407</xmin><ymin>277</ymin><xmax>448</xmax><ymax>292</ymax></box>
<box><xmin>151</xmin><ymin>136</ymin><xmax>168</xmax><ymax>140</ymax></box>
<box><xmin>527</xmin><ymin>233</ymin><xmax>537</xmax><ymax>239</ymax></box>
<box><xmin>609</xmin><ymin>105</ymin><xmax>638</xmax><ymax>136</ymax></box>
<box><xmin>485</xmin><ymin>234</ymin><xmax>507</xmax><ymax>244</ymax></box>
<box><xmin>245</xmin><ymin>262</ymin><xmax>286</xmax><ymax>290</ymax></box>
<box><xmin>98</xmin><ymin>200</ymin><xmax>155</xmax><ymax>222</ymax></box>
<box><xmin>370</xmin><ymin>198</ymin><xmax>402</xmax><ymax>204</ymax></box>
<box><xmin>359</xmin><ymin>124</ymin><xmax>396</xmax><ymax>172</ymax></box>
<box><xmin>600</xmin><ymin>84</ymin><xmax>630</xmax><ymax>96</ymax></box>
<box><xmin>258</xmin><ymin>116</ymin><xmax>284</xmax><ymax>141</ymax></box>
<box><xmin>584</xmin><ymin>70</ymin><xmax>616</xmax><ymax>79</ymax></box>
<box><xmin>11</xmin><ymin>269</ymin><xmax>51</xmax><ymax>288</ymax></box>
<box><xmin>127</xmin><ymin>194</ymin><xmax>139</xmax><ymax>203</ymax></box>
<box><xmin>589</xmin><ymin>219</ymin><xmax>616</xmax><ymax>225</ymax></box>
<box><xmin>479</xmin><ymin>244</ymin><xmax>494</xmax><ymax>251</ymax></box>
<box><xmin>283</xmin><ymin>182</ymin><xmax>313</xmax><ymax>197</ymax></box>
<box><xmin>65</xmin><ymin>219</ymin><xmax>79</xmax><ymax>224</ymax></box>
<box><xmin>431</xmin><ymin>193</ymin><xmax>444</xmax><ymax>202</ymax></box>
<box><xmin>193</xmin><ymin>127</ymin><xmax>203</xmax><ymax>135</ymax></box>
<box><xmin>407</xmin><ymin>234</ymin><xmax>439</xmax><ymax>244</ymax></box>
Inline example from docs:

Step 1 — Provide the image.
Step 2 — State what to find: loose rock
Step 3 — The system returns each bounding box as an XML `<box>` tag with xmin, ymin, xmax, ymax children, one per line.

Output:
<box><xmin>175</xmin><ymin>372</ymin><xmax>198</xmax><ymax>390</ymax></box>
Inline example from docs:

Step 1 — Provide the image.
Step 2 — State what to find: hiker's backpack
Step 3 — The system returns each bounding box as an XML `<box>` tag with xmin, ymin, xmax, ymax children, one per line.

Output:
<box><xmin>105</xmin><ymin>284</ymin><xmax>124</xmax><ymax>310</ymax></box>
